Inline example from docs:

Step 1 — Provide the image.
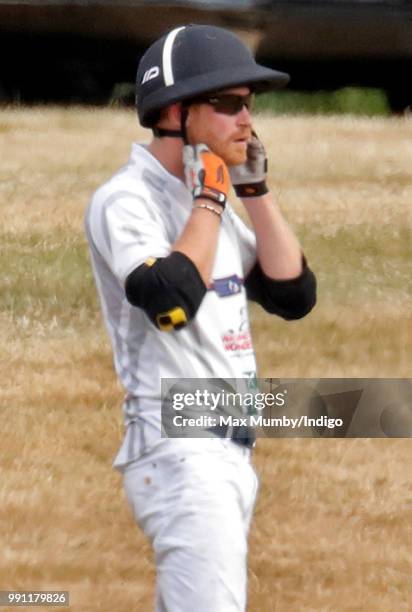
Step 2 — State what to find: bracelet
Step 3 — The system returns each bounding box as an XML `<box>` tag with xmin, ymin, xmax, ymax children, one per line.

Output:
<box><xmin>193</xmin><ymin>203</ymin><xmax>223</xmax><ymax>217</ymax></box>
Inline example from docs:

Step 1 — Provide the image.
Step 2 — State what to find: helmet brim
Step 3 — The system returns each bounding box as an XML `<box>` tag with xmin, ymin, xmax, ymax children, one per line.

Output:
<box><xmin>139</xmin><ymin>65</ymin><xmax>289</xmax><ymax>127</ymax></box>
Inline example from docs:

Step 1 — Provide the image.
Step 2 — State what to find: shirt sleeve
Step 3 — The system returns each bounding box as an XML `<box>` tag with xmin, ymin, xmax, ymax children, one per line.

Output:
<box><xmin>87</xmin><ymin>189</ymin><xmax>172</xmax><ymax>285</ymax></box>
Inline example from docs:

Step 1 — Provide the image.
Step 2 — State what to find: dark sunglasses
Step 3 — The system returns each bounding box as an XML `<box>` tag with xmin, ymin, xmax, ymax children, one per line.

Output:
<box><xmin>187</xmin><ymin>93</ymin><xmax>254</xmax><ymax>116</ymax></box>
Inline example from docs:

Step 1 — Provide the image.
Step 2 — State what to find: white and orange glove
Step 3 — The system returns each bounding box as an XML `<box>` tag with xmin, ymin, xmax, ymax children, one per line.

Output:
<box><xmin>229</xmin><ymin>131</ymin><xmax>269</xmax><ymax>198</ymax></box>
<box><xmin>183</xmin><ymin>144</ymin><xmax>230</xmax><ymax>207</ymax></box>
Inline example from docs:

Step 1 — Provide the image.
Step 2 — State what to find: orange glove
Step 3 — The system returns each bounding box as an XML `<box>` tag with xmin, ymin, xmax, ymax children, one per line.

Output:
<box><xmin>183</xmin><ymin>144</ymin><xmax>230</xmax><ymax>207</ymax></box>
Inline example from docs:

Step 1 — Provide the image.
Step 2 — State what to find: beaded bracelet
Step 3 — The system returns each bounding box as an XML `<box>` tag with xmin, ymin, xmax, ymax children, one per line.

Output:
<box><xmin>193</xmin><ymin>203</ymin><xmax>223</xmax><ymax>217</ymax></box>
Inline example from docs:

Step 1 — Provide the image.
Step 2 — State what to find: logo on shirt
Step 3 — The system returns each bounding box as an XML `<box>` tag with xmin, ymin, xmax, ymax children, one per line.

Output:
<box><xmin>222</xmin><ymin>306</ymin><xmax>253</xmax><ymax>352</ymax></box>
<box><xmin>222</xmin><ymin>330</ymin><xmax>253</xmax><ymax>352</ymax></box>
<box><xmin>210</xmin><ymin>275</ymin><xmax>243</xmax><ymax>298</ymax></box>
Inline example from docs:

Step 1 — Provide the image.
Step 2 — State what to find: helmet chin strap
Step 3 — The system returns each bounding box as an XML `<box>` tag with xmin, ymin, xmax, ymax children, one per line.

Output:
<box><xmin>180</xmin><ymin>106</ymin><xmax>189</xmax><ymax>145</ymax></box>
<box><xmin>152</xmin><ymin>105</ymin><xmax>190</xmax><ymax>144</ymax></box>
<box><xmin>152</xmin><ymin>127</ymin><xmax>182</xmax><ymax>138</ymax></box>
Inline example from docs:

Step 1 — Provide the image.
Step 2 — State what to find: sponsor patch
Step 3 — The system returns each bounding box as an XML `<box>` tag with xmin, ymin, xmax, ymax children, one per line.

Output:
<box><xmin>210</xmin><ymin>275</ymin><xmax>243</xmax><ymax>298</ymax></box>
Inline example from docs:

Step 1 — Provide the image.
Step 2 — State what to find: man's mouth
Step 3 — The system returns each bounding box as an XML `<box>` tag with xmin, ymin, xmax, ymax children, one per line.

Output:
<box><xmin>233</xmin><ymin>133</ymin><xmax>251</xmax><ymax>144</ymax></box>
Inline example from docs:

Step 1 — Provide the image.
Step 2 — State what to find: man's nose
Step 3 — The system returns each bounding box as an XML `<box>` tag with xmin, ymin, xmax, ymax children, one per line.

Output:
<box><xmin>236</xmin><ymin>104</ymin><xmax>252</xmax><ymax>126</ymax></box>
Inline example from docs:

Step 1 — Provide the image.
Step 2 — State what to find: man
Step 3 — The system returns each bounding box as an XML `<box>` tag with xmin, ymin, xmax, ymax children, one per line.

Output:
<box><xmin>85</xmin><ymin>24</ymin><xmax>316</xmax><ymax>612</ymax></box>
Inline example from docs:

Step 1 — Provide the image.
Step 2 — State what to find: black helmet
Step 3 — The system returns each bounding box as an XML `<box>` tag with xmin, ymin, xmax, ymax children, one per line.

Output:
<box><xmin>136</xmin><ymin>24</ymin><xmax>290</xmax><ymax>128</ymax></box>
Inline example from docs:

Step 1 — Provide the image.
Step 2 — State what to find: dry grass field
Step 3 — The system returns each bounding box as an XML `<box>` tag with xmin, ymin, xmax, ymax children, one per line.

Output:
<box><xmin>0</xmin><ymin>107</ymin><xmax>411</xmax><ymax>611</ymax></box>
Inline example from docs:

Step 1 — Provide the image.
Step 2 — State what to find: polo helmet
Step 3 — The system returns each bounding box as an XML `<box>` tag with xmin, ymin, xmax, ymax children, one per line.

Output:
<box><xmin>136</xmin><ymin>24</ymin><xmax>290</xmax><ymax>128</ymax></box>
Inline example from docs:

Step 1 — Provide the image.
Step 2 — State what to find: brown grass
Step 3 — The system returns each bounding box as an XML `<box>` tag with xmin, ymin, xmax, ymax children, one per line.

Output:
<box><xmin>0</xmin><ymin>107</ymin><xmax>411</xmax><ymax>611</ymax></box>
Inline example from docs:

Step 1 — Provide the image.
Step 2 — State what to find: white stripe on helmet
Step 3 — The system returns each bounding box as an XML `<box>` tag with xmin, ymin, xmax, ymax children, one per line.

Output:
<box><xmin>162</xmin><ymin>26</ymin><xmax>185</xmax><ymax>87</ymax></box>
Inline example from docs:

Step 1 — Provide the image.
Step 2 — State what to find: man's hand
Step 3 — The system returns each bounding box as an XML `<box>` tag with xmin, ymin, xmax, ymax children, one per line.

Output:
<box><xmin>229</xmin><ymin>132</ymin><xmax>269</xmax><ymax>198</ymax></box>
<box><xmin>183</xmin><ymin>144</ymin><xmax>230</xmax><ymax>207</ymax></box>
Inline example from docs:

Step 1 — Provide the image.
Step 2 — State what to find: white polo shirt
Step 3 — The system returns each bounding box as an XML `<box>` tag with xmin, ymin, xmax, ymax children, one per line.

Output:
<box><xmin>85</xmin><ymin>143</ymin><xmax>259</xmax><ymax>462</ymax></box>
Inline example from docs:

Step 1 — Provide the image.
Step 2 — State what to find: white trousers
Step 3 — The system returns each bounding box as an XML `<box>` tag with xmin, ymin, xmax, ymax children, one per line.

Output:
<box><xmin>123</xmin><ymin>437</ymin><xmax>258</xmax><ymax>612</ymax></box>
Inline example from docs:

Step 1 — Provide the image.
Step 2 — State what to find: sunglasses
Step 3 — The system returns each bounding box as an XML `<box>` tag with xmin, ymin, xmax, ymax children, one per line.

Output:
<box><xmin>187</xmin><ymin>93</ymin><xmax>254</xmax><ymax>116</ymax></box>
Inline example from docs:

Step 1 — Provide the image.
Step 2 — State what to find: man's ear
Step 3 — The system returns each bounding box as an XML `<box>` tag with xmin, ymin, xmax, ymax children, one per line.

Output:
<box><xmin>169</xmin><ymin>103</ymin><xmax>183</xmax><ymax>129</ymax></box>
<box><xmin>158</xmin><ymin>103</ymin><xmax>182</xmax><ymax>129</ymax></box>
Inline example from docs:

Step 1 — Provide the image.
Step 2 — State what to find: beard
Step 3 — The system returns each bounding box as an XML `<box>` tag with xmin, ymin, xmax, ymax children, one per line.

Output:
<box><xmin>187</xmin><ymin>118</ymin><xmax>249</xmax><ymax>166</ymax></box>
<box><xmin>207</xmin><ymin>138</ymin><xmax>249</xmax><ymax>166</ymax></box>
